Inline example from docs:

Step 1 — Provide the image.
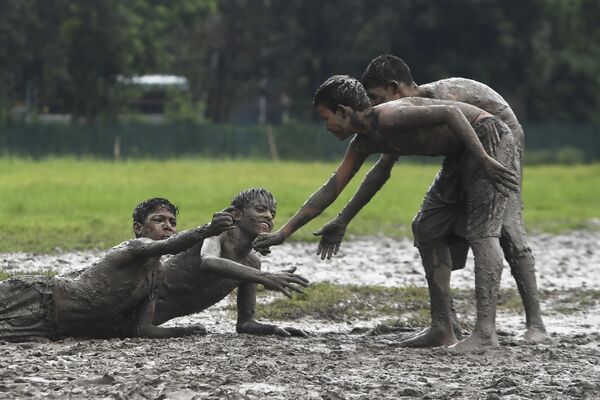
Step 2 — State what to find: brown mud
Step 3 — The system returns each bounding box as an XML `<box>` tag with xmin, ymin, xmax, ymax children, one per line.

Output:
<box><xmin>1</xmin><ymin>231</ymin><xmax>599</xmax><ymax>399</ymax></box>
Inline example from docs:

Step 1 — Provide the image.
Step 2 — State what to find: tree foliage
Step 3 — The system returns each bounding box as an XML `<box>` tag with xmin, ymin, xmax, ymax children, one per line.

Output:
<box><xmin>1</xmin><ymin>0</ymin><xmax>599</xmax><ymax>123</ymax></box>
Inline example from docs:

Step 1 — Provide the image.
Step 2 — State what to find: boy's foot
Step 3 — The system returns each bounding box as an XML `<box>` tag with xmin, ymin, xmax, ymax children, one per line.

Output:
<box><xmin>399</xmin><ymin>326</ymin><xmax>458</xmax><ymax>348</ymax></box>
<box><xmin>521</xmin><ymin>325</ymin><xmax>550</xmax><ymax>343</ymax></box>
<box><xmin>451</xmin><ymin>329</ymin><xmax>499</xmax><ymax>353</ymax></box>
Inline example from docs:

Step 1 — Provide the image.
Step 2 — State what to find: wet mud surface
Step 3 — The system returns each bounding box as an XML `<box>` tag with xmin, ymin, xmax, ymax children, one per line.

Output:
<box><xmin>1</xmin><ymin>231</ymin><xmax>599</xmax><ymax>399</ymax></box>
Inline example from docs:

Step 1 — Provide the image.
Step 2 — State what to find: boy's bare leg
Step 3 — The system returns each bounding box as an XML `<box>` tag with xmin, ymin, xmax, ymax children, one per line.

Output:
<box><xmin>500</xmin><ymin>208</ymin><xmax>548</xmax><ymax>342</ymax></box>
<box><xmin>400</xmin><ymin>246</ymin><xmax>458</xmax><ymax>347</ymax></box>
<box><xmin>453</xmin><ymin>237</ymin><xmax>504</xmax><ymax>352</ymax></box>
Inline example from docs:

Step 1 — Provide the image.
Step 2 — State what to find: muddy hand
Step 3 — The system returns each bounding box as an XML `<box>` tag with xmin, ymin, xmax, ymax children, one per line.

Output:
<box><xmin>207</xmin><ymin>208</ymin><xmax>235</xmax><ymax>236</ymax></box>
<box><xmin>261</xmin><ymin>270</ymin><xmax>309</xmax><ymax>298</ymax></box>
<box><xmin>274</xmin><ymin>326</ymin><xmax>309</xmax><ymax>338</ymax></box>
<box><xmin>314</xmin><ymin>219</ymin><xmax>347</xmax><ymax>260</ymax></box>
<box><xmin>483</xmin><ymin>156</ymin><xmax>519</xmax><ymax>195</ymax></box>
<box><xmin>253</xmin><ymin>230</ymin><xmax>286</xmax><ymax>256</ymax></box>
<box><xmin>176</xmin><ymin>324</ymin><xmax>207</xmax><ymax>336</ymax></box>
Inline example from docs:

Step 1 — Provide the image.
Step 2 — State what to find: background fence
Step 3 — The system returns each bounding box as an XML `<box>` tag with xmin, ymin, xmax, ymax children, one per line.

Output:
<box><xmin>1</xmin><ymin>122</ymin><xmax>598</xmax><ymax>163</ymax></box>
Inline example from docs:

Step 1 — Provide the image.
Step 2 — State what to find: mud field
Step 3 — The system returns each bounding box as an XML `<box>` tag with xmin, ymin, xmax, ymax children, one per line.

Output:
<box><xmin>1</xmin><ymin>231</ymin><xmax>600</xmax><ymax>399</ymax></box>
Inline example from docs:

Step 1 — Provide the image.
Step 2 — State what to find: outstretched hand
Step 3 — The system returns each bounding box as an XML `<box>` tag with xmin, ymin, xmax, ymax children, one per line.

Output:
<box><xmin>273</xmin><ymin>326</ymin><xmax>310</xmax><ymax>338</ymax></box>
<box><xmin>260</xmin><ymin>266</ymin><xmax>309</xmax><ymax>298</ymax></box>
<box><xmin>237</xmin><ymin>320</ymin><xmax>309</xmax><ymax>338</ymax></box>
<box><xmin>314</xmin><ymin>219</ymin><xmax>347</xmax><ymax>260</ymax></box>
<box><xmin>482</xmin><ymin>156</ymin><xmax>519</xmax><ymax>196</ymax></box>
<box><xmin>207</xmin><ymin>208</ymin><xmax>235</xmax><ymax>237</ymax></box>
<box><xmin>252</xmin><ymin>230</ymin><xmax>286</xmax><ymax>256</ymax></box>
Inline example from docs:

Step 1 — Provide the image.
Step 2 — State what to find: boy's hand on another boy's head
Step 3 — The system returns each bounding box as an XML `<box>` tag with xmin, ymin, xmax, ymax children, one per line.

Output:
<box><xmin>252</xmin><ymin>230</ymin><xmax>286</xmax><ymax>255</ymax></box>
<box><xmin>207</xmin><ymin>208</ymin><xmax>235</xmax><ymax>236</ymax></box>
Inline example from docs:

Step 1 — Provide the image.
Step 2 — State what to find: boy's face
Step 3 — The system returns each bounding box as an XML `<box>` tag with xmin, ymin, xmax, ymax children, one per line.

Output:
<box><xmin>235</xmin><ymin>197</ymin><xmax>276</xmax><ymax>237</ymax></box>
<box><xmin>134</xmin><ymin>206</ymin><xmax>177</xmax><ymax>240</ymax></box>
<box><xmin>365</xmin><ymin>85</ymin><xmax>401</xmax><ymax>106</ymax></box>
<box><xmin>315</xmin><ymin>104</ymin><xmax>354</xmax><ymax>140</ymax></box>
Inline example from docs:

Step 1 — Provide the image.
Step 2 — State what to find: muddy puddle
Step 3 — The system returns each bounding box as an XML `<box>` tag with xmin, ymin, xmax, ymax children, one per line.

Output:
<box><xmin>1</xmin><ymin>231</ymin><xmax>599</xmax><ymax>399</ymax></box>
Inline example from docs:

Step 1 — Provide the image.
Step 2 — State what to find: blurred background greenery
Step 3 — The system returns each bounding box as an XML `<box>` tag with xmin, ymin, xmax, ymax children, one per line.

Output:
<box><xmin>1</xmin><ymin>0</ymin><xmax>599</xmax><ymax>162</ymax></box>
<box><xmin>1</xmin><ymin>0</ymin><xmax>599</xmax><ymax>252</ymax></box>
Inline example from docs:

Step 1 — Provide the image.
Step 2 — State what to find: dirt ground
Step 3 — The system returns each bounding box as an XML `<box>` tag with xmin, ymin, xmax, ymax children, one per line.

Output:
<box><xmin>1</xmin><ymin>231</ymin><xmax>599</xmax><ymax>399</ymax></box>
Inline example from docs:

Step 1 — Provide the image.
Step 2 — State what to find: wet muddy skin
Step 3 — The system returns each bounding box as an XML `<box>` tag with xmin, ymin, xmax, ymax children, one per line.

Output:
<box><xmin>1</xmin><ymin>231</ymin><xmax>599</xmax><ymax>398</ymax></box>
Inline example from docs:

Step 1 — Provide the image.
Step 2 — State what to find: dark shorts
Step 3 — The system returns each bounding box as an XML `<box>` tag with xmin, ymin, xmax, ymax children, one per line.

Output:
<box><xmin>0</xmin><ymin>275</ymin><xmax>60</xmax><ymax>341</ymax></box>
<box><xmin>412</xmin><ymin>117</ymin><xmax>519</xmax><ymax>258</ymax></box>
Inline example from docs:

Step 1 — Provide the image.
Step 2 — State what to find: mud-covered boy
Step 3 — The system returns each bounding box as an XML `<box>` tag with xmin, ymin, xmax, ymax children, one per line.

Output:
<box><xmin>254</xmin><ymin>75</ymin><xmax>519</xmax><ymax>351</ymax></box>
<box><xmin>154</xmin><ymin>188</ymin><xmax>309</xmax><ymax>337</ymax></box>
<box><xmin>0</xmin><ymin>198</ymin><xmax>231</xmax><ymax>341</ymax></box>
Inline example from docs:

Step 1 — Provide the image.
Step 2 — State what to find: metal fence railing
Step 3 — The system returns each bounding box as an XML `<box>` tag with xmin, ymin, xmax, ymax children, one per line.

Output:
<box><xmin>1</xmin><ymin>121</ymin><xmax>598</xmax><ymax>163</ymax></box>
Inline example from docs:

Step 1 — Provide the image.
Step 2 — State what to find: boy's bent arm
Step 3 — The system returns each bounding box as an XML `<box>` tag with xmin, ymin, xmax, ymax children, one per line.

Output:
<box><xmin>384</xmin><ymin>105</ymin><xmax>519</xmax><ymax>192</ymax></box>
<box><xmin>253</xmin><ymin>141</ymin><xmax>369</xmax><ymax>252</ymax></box>
<box><xmin>135</xmin><ymin>295</ymin><xmax>204</xmax><ymax>338</ymax></box>
<box><xmin>315</xmin><ymin>153</ymin><xmax>398</xmax><ymax>259</ymax></box>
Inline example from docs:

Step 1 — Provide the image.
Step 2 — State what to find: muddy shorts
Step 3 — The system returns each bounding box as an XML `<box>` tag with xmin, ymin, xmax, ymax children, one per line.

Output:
<box><xmin>0</xmin><ymin>275</ymin><xmax>60</xmax><ymax>341</ymax></box>
<box><xmin>412</xmin><ymin>117</ymin><xmax>519</xmax><ymax>264</ymax></box>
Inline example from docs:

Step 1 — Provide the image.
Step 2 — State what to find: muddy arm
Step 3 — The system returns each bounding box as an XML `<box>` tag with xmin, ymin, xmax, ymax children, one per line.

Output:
<box><xmin>236</xmin><ymin>258</ymin><xmax>308</xmax><ymax>338</ymax></box>
<box><xmin>126</xmin><ymin>212</ymin><xmax>234</xmax><ymax>259</ymax></box>
<box><xmin>135</xmin><ymin>295</ymin><xmax>204</xmax><ymax>338</ymax></box>
<box><xmin>253</xmin><ymin>141</ymin><xmax>369</xmax><ymax>252</ymax></box>
<box><xmin>384</xmin><ymin>105</ymin><xmax>519</xmax><ymax>192</ymax></box>
<box><xmin>337</xmin><ymin>153</ymin><xmax>398</xmax><ymax>223</ymax></box>
<box><xmin>314</xmin><ymin>153</ymin><xmax>397</xmax><ymax>259</ymax></box>
<box><xmin>202</xmin><ymin>238</ymin><xmax>309</xmax><ymax>296</ymax></box>
<box><xmin>236</xmin><ymin>278</ymin><xmax>308</xmax><ymax>338</ymax></box>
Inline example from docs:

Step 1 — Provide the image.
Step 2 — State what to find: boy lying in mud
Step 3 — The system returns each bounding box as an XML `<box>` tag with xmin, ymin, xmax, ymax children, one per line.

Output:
<box><xmin>0</xmin><ymin>198</ymin><xmax>231</xmax><ymax>341</ymax></box>
<box><xmin>253</xmin><ymin>75</ymin><xmax>520</xmax><ymax>351</ymax></box>
<box><xmin>0</xmin><ymin>195</ymin><xmax>308</xmax><ymax>342</ymax></box>
<box><xmin>154</xmin><ymin>188</ymin><xmax>309</xmax><ymax>337</ymax></box>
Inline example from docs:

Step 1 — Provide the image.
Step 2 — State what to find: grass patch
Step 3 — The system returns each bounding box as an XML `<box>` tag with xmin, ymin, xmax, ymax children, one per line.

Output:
<box><xmin>255</xmin><ymin>283</ymin><xmax>430</xmax><ymax>321</ymax></box>
<box><xmin>252</xmin><ymin>284</ymin><xmax>600</xmax><ymax>325</ymax></box>
<box><xmin>0</xmin><ymin>269</ymin><xmax>58</xmax><ymax>281</ymax></box>
<box><xmin>1</xmin><ymin>158</ymin><xmax>599</xmax><ymax>252</ymax></box>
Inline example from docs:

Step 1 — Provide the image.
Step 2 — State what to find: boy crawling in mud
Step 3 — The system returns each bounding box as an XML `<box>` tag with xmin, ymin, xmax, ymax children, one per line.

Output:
<box><xmin>253</xmin><ymin>75</ymin><xmax>520</xmax><ymax>351</ymax></box>
<box><xmin>153</xmin><ymin>188</ymin><xmax>309</xmax><ymax>337</ymax></box>
<box><xmin>308</xmin><ymin>55</ymin><xmax>547</xmax><ymax>346</ymax></box>
<box><xmin>0</xmin><ymin>198</ymin><xmax>233</xmax><ymax>341</ymax></box>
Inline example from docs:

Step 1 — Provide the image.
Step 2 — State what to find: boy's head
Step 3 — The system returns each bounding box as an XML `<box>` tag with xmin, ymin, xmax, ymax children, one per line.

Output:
<box><xmin>132</xmin><ymin>198</ymin><xmax>179</xmax><ymax>239</ymax></box>
<box><xmin>313</xmin><ymin>75</ymin><xmax>370</xmax><ymax>140</ymax></box>
<box><xmin>361</xmin><ymin>54</ymin><xmax>416</xmax><ymax>105</ymax></box>
<box><xmin>230</xmin><ymin>188</ymin><xmax>277</xmax><ymax>236</ymax></box>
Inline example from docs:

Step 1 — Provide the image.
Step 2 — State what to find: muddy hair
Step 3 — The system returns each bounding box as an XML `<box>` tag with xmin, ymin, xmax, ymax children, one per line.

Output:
<box><xmin>313</xmin><ymin>75</ymin><xmax>371</xmax><ymax>112</ymax></box>
<box><xmin>361</xmin><ymin>54</ymin><xmax>414</xmax><ymax>89</ymax></box>
<box><xmin>132</xmin><ymin>198</ymin><xmax>179</xmax><ymax>225</ymax></box>
<box><xmin>230</xmin><ymin>188</ymin><xmax>277</xmax><ymax>213</ymax></box>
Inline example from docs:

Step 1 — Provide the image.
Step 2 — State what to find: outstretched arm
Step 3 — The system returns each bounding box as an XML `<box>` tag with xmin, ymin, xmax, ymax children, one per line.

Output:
<box><xmin>124</xmin><ymin>211</ymin><xmax>234</xmax><ymax>260</ymax></box>
<box><xmin>253</xmin><ymin>141</ymin><xmax>369</xmax><ymax>253</ymax></box>
<box><xmin>383</xmin><ymin>105</ymin><xmax>519</xmax><ymax>193</ymax></box>
<box><xmin>315</xmin><ymin>153</ymin><xmax>398</xmax><ymax>259</ymax></box>
<box><xmin>201</xmin><ymin>238</ymin><xmax>309</xmax><ymax>297</ymax></box>
<box><xmin>236</xmin><ymin>266</ymin><xmax>309</xmax><ymax>338</ymax></box>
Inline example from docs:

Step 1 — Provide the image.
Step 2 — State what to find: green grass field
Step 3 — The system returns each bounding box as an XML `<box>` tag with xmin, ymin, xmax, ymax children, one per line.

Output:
<box><xmin>0</xmin><ymin>158</ymin><xmax>598</xmax><ymax>253</ymax></box>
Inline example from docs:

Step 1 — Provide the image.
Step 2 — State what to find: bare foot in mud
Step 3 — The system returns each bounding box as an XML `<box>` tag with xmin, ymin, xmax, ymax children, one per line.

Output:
<box><xmin>451</xmin><ymin>329</ymin><xmax>499</xmax><ymax>353</ymax></box>
<box><xmin>399</xmin><ymin>326</ymin><xmax>458</xmax><ymax>348</ymax></box>
<box><xmin>521</xmin><ymin>325</ymin><xmax>550</xmax><ymax>343</ymax></box>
